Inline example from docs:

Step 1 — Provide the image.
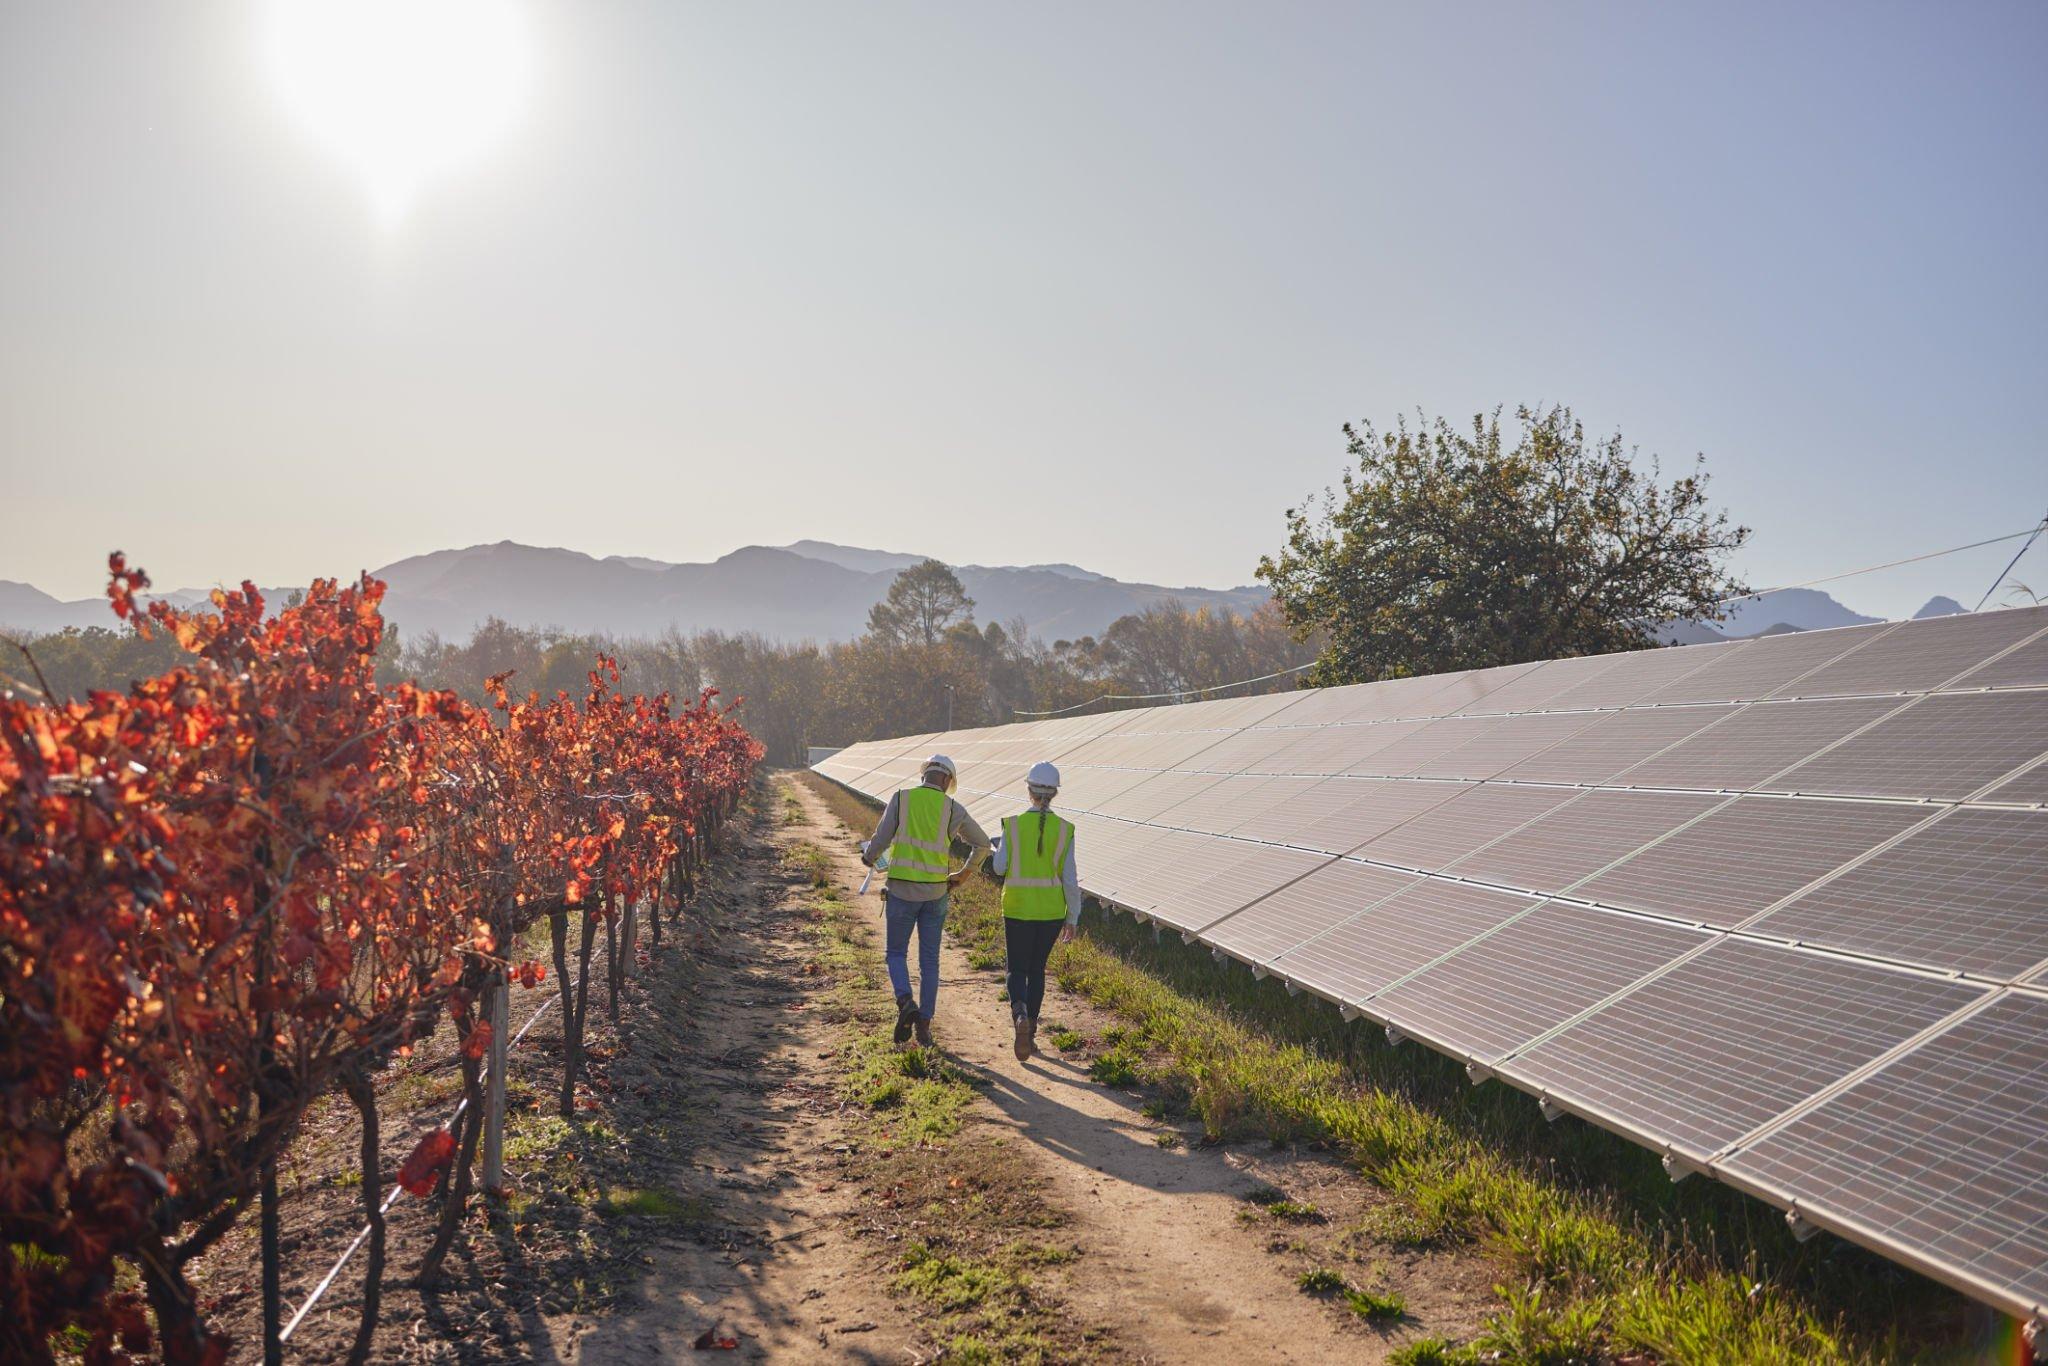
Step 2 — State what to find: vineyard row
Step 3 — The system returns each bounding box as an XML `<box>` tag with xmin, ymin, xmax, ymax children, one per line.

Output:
<box><xmin>1</xmin><ymin>555</ymin><xmax>761</xmax><ymax>1365</ymax></box>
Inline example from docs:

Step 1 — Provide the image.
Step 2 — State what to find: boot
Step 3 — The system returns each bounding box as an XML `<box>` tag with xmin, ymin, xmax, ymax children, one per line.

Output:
<box><xmin>1013</xmin><ymin>1014</ymin><xmax>1032</xmax><ymax>1063</ymax></box>
<box><xmin>913</xmin><ymin>1016</ymin><xmax>933</xmax><ymax>1049</ymax></box>
<box><xmin>893</xmin><ymin>993</ymin><xmax>918</xmax><ymax>1046</ymax></box>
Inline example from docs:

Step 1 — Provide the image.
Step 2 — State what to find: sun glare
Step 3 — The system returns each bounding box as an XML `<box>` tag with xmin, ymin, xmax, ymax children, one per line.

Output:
<box><xmin>263</xmin><ymin>0</ymin><xmax>529</xmax><ymax>227</ymax></box>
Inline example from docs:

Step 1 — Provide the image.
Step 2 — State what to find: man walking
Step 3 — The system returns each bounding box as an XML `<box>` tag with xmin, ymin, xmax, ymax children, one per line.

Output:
<box><xmin>860</xmin><ymin>754</ymin><xmax>992</xmax><ymax>1047</ymax></box>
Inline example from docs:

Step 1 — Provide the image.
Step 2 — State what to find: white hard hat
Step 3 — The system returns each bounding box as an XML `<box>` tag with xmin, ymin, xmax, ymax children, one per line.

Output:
<box><xmin>1026</xmin><ymin>761</ymin><xmax>1061</xmax><ymax>789</ymax></box>
<box><xmin>924</xmin><ymin>754</ymin><xmax>958</xmax><ymax>780</ymax></box>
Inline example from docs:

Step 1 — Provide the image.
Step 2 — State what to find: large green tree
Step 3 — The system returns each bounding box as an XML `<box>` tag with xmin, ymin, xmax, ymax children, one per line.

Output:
<box><xmin>1258</xmin><ymin>406</ymin><xmax>1750</xmax><ymax>684</ymax></box>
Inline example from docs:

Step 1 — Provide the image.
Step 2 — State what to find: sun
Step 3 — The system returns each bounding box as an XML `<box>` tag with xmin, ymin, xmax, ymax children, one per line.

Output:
<box><xmin>263</xmin><ymin>0</ymin><xmax>530</xmax><ymax>227</ymax></box>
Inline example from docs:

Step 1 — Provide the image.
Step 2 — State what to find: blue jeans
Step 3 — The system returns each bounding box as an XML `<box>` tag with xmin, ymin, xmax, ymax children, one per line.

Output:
<box><xmin>884</xmin><ymin>891</ymin><xmax>949</xmax><ymax>1021</ymax></box>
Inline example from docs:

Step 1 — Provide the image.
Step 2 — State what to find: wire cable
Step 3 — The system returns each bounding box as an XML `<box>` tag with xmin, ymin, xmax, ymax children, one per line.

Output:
<box><xmin>1969</xmin><ymin>508</ymin><xmax>2048</xmax><ymax>613</ymax></box>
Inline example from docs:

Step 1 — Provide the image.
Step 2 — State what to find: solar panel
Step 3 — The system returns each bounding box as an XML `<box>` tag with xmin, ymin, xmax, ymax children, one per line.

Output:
<box><xmin>1353</xmin><ymin>715</ymin><xmax>1512</xmax><ymax>777</ymax></box>
<box><xmin>1499</xmin><ymin>704</ymin><xmax>1736</xmax><ymax>785</ymax></box>
<box><xmin>1987</xmin><ymin>763</ymin><xmax>2048</xmax><ymax>807</ymax></box>
<box><xmin>1576</xmin><ymin>796</ymin><xmax>1928</xmax><ymax>928</ymax></box>
<box><xmin>1453</xmin><ymin>653</ymin><xmax>1621</xmax><ymax>716</ymax></box>
<box><xmin>1641</xmin><ymin>622</ymin><xmax>1892</xmax><ymax>706</ymax></box>
<box><xmin>1944</xmin><ymin>606</ymin><xmax>2048</xmax><ymax>691</ymax></box>
<box><xmin>1410</xmin><ymin>709</ymin><xmax>1604</xmax><ymax>780</ymax></box>
<box><xmin>1534</xmin><ymin>641</ymin><xmax>1733</xmax><ymax>712</ymax></box>
<box><xmin>1786</xmin><ymin>606</ymin><xmax>2048</xmax><ymax>699</ymax></box>
<box><xmin>1354</xmin><ymin>784</ymin><xmax>1579</xmax><ymax>872</ymax></box>
<box><xmin>1285</xmin><ymin>777</ymin><xmax>1475</xmax><ymax>855</ymax></box>
<box><xmin>1619</xmin><ymin>697</ymin><xmax>1900</xmax><ymax>792</ymax></box>
<box><xmin>1768</xmin><ymin>692</ymin><xmax>2048</xmax><ymax>801</ymax></box>
<box><xmin>1267</xmin><ymin>880</ymin><xmax>1541</xmax><ymax>1002</ymax></box>
<box><xmin>1448</xmin><ymin>789</ymin><xmax>1723</xmax><ymax>897</ymax></box>
<box><xmin>1373</xmin><ymin>903</ymin><xmax>1708</xmax><ymax>1063</ymax></box>
<box><xmin>1721</xmin><ymin>993</ymin><xmax>2048</xmax><ymax>1318</ymax></box>
<box><xmin>1092</xmin><ymin>770</ymin><xmax>1234</xmax><ymax>823</ymax></box>
<box><xmin>1746</xmin><ymin>808</ymin><xmax>2048</xmax><ymax>980</ymax></box>
<box><xmin>1203</xmin><ymin>858</ymin><xmax>1424</xmax><ymax>965</ymax></box>
<box><xmin>1124</xmin><ymin>841</ymin><xmax>1330</xmax><ymax>934</ymax></box>
<box><xmin>1146</xmin><ymin>773</ymin><xmax>1302</xmax><ymax>835</ymax></box>
<box><xmin>1509</xmin><ymin>939</ymin><xmax>1984</xmax><ymax>1158</ymax></box>
<box><xmin>811</xmin><ymin>603</ymin><xmax>2048</xmax><ymax>1324</ymax></box>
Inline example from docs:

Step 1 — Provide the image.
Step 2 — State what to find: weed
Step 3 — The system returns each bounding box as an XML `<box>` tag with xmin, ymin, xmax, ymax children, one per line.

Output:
<box><xmin>596</xmin><ymin>1187</ymin><xmax>708</xmax><ymax>1223</ymax></box>
<box><xmin>1154</xmin><ymin>1131</ymin><xmax>1183</xmax><ymax>1149</ymax></box>
<box><xmin>1263</xmin><ymin>1199</ymin><xmax>1322</xmax><ymax>1223</ymax></box>
<box><xmin>1050</xmin><ymin>1029</ymin><xmax>1085</xmax><ymax>1051</ymax></box>
<box><xmin>1344</xmin><ymin>1286</ymin><xmax>1407</xmax><ymax>1321</ymax></box>
<box><xmin>1298</xmin><ymin>1267</ymin><xmax>1347</xmax><ymax>1294</ymax></box>
<box><xmin>1088</xmin><ymin>1048</ymin><xmax>1140</xmax><ymax>1087</ymax></box>
<box><xmin>895</xmin><ymin>1243</ymin><xmax>1026</xmax><ymax>1313</ymax></box>
<box><xmin>1388</xmin><ymin>1337</ymin><xmax>1480</xmax><ymax>1366</ymax></box>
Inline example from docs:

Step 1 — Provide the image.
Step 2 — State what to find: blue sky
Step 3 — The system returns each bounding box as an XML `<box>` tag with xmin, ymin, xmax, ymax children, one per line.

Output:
<box><xmin>3</xmin><ymin>1</ymin><xmax>2043</xmax><ymax>617</ymax></box>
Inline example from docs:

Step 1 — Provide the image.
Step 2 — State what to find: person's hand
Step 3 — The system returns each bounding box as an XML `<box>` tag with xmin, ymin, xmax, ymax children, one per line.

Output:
<box><xmin>1058</xmin><ymin>924</ymin><xmax>1077</xmax><ymax>944</ymax></box>
<box><xmin>946</xmin><ymin>870</ymin><xmax>970</xmax><ymax>889</ymax></box>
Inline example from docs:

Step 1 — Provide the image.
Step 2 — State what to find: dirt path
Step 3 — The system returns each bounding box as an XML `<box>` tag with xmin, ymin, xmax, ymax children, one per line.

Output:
<box><xmin>782</xmin><ymin>775</ymin><xmax>1488</xmax><ymax>1363</ymax></box>
<box><xmin>562</xmin><ymin>806</ymin><xmax>917</xmax><ymax>1365</ymax></box>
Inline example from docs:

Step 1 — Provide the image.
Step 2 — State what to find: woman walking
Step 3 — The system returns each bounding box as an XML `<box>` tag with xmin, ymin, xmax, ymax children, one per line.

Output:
<box><xmin>991</xmin><ymin>762</ymin><xmax>1080</xmax><ymax>1062</ymax></box>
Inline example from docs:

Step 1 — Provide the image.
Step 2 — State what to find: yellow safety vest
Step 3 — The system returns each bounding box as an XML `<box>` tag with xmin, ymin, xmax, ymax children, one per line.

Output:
<box><xmin>888</xmin><ymin>786</ymin><xmax>953</xmax><ymax>883</ymax></box>
<box><xmin>1001</xmin><ymin>809</ymin><xmax>1073</xmax><ymax>920</ymax></box>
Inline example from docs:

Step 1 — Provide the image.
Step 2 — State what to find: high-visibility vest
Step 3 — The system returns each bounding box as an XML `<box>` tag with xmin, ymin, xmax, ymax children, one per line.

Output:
<box><xmin>1001</xmin><ymin>809</ymin><xmax>1072</xmax><ymax>920</ymax></box>
<box><xmin>887</xmin><ymin>786</ymin><xmax>953</xmax><ymax>883</ymax></box>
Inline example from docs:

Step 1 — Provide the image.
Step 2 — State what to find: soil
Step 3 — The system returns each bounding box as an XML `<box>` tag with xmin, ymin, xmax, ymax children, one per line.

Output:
<box><xmin>190</xmin><ymin>774</ymin><xmax>1494</xmax><ymax>1361</ymax></box>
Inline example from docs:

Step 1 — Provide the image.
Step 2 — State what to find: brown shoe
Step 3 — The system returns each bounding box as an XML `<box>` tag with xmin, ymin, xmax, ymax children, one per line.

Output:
<box><xmin>913</xmin><ymin>1017</ymin><xmax>933</xmax><ymax>1049</ymax></box>
<box><xmin>1013</xmin><ymin>1015</ymin><xmax>1032</xmax><ymax>1062</ymax></box>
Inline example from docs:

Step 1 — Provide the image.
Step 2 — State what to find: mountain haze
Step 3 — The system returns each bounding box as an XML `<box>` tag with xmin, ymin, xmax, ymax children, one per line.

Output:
<box><xmin>1</xmin><ymin>543</ymin><xmax>1969</xmax><ymax>647</ymax></box>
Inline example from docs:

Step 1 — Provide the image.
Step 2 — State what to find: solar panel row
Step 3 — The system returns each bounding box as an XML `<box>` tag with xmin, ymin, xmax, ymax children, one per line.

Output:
<box><xmin>814</xmin><ymin>605</ymin><xmax>2048</xmax><ymax>1323</ymax></box>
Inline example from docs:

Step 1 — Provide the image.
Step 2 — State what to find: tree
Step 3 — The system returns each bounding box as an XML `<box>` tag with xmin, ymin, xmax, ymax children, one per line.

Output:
<box><xmin>1258</xmin><ymin>406</ymin><xmax>1750</xmax><ymax>685</ymax></box>
<box><xmin>865</xmin><ymin>559</ymin><xmax>976</xmax><ymax>647</ymax></box>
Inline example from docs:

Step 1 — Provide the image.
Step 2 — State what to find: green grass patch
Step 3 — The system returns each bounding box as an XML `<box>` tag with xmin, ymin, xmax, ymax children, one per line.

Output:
<box><xmin>1087</xmin><ymin>1047</ymin><xmax>1141</xmax><ymax>1087</ymax></box>
<box><xmin>596</xmin><ymin>1187</ymin><xmax>709</xmax><ymax>1223</ymax></box>
<box><xmin>1297</xmin><ymin>1266</ymin><xmax>1346</xmax><ymax>1293</ymax></box>
<box><xmin>1049</xmin><ymin>1028</ymin><xmax>1084</xmax><ymax>1052</ymax></box>
<box><xmin>1344</xmin><ymin>1286</ymin><xmax>1407</xmax><ymax>1321</ymax></box>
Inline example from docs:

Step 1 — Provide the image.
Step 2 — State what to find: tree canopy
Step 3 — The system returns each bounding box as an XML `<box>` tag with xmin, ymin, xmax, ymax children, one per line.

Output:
<box><xmin>1258</xmin><ymin>406</ymin><xmax>1750</xmax><ymax>685</ymax></box>
<box><xmin>865</xmin><ymin>558</ymin><xmax>976</xmax><ymax>647</ymax></box>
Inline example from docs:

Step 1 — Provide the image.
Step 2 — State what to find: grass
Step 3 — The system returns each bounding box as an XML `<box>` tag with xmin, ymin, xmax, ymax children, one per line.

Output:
<box><xmin>1087</xmin><ymin>1047</ymin><xmax>1141</xmax><ymax>1087</ymax></box>
<box><xmin>1297</xmin><ymin>1267</ymin><xmax>1347</xmax><ymax>1293</ymax></box>
<box><xmin>1048</xmin><ymin>1027</ymin><xmax>1085</xmax><ymax>1051</ymax></box>
<box><xmin>595</xmin><ymin>1187</ymin><xmax>709</xmax><ymax>1223</ymax></box>
<box><xmin>796</xmin><ymin>771</ymin><xmax>1984</xmax><ymax>1365</ymax></box>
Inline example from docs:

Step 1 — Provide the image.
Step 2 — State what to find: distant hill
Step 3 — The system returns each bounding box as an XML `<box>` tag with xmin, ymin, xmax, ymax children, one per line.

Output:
<box><xmin>1</xmin><ymin>544</ymin><xmax>1960</xmax><ymax>649</ymax></box>
<box><xmin>2</xmin><ymin>542</ymin><xmax>1270</xmax><ymax>644</ymax></box>
<box><xmin>1914</xmin><ymin>596</ymin><xmax>1967</xmax><ymax>619</ymax></box>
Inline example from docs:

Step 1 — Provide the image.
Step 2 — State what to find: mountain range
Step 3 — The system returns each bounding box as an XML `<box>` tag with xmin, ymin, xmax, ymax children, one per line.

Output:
<box><xmin>0</xmin><ymin>540</ymin><xmax>1966</xmax><ymax>645</ymax></box>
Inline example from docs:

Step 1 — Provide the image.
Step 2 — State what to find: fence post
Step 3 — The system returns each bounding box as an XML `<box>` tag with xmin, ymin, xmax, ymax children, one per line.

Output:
<box><xmin>483</xmin><ymin>968</ymin><xmax>508</xmax><ymax>1196</ymax></box>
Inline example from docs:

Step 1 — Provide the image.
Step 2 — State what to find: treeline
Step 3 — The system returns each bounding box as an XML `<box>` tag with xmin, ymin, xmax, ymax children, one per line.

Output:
<box><xmin>8</xmin><ymin>562</ymin><xmax>1318</xmax><ymax>766</ymax></box>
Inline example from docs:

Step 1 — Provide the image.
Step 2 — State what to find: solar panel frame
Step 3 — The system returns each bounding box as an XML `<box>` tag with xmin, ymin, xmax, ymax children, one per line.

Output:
<box><xmin>1768</xmin><ymin>692</ymin><xmax>2048</xmax><ymax>801</ymax></box>
<box><xmin>1575</xmin><ymin>796</ymin><xmax>1930</xmax><ymax>928</ymax></box>
<box><xmin>1498</xmin><ymin>704</ymin><xmax>1738</xmax><ymax>786</ymax></box>
<box><xmin>1353</xmin><ymin>784</ymin><xmax>1580</xmax><ymax>873</ymax></box>
<box><xmin>1507</xmin><ymin>939</ymin><xmax>1985</xmax><ymax>1160</ymax></box>
<box><xmin>1942</xmin><ymin>607</ymin><xmax>2048</xmax><ymax>691</ymax></box>
<box><xmin>1267</xmin><ymin>879</ymin><xmax>1543</xmax><ymax>1003</ymax></box>
<box><xmin>1446</xmin><ymin>789</ymin><xmax>1723</xmax><ymax>898</ymax></box>
<box><xmin>1640</xmin><ymin>622</ymin><xmax>1893</xmax><ymax>706</ymax></box>
<box><xmin>1451</xmin><ymin>653</ymin><xmax>1620</xmax><ymax>716</ymax></box>
<box><xmin>1745</xmin><ymin>807</ymin><xmax>2048</xmax><ymax>980</ymax></box>
<box><xmin>1202</xmin><ymin>858</ymin><xmax>1424</xmax><ymax>965</ymax></box>
<box><xmin>1619</xmin><ymin>697</ymin><xmax>1901</xmax><ymax>793</ymax></box>
<box><xmin>1373</xmin><ymin>903</ymin><xmax>1709</xmax><ymax>1063</ymax></box>
<box><xmin>1785</xmin><ymin>606</ymin><xmax>2048</xmax><ymax>699</ymax></box>
<box><xmin>1718</xmin><ymin>992</ymin><xmax>2048</xmax><ymax>1321</ymax></box>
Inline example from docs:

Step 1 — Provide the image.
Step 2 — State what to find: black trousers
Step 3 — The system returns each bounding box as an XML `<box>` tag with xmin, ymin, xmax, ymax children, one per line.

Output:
<box><xmin>1004</xmin><ymin>917</ymin><xmax>1064</xmax><ymax>1021</ymax></box>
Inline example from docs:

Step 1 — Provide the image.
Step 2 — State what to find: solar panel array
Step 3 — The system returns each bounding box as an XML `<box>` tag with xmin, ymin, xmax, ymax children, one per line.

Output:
<box><xmin>813</xmin><ymin>605</ymin><xmax>2048</xmax><ymax>1326</ymax></box>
